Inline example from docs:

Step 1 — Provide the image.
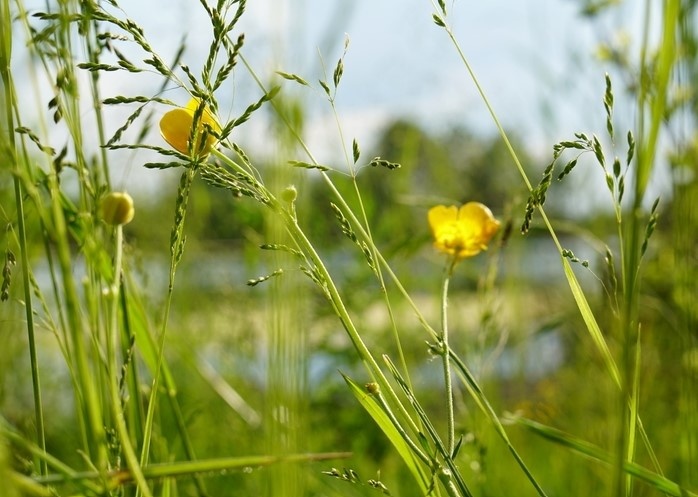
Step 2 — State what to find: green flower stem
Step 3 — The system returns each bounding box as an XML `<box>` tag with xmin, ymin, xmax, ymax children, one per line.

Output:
<box><xmin>13</xmin><ymin>178</ymin><xmax>47</xmax><ymax>473</ymax></box>
<box><xmin>329</xmin><ymin>96</ymin><xmax>413</xmax><ymax>389</ymax></box>
<box><xmin>46</xmin><ymin>132</ymin><xmax>108</xmax><ymax>475</ymax></box>
<box><xmin>434</xmin><ymin>12</ymin><xmax>664</xmax><ymax>490</ymax></box>
<box><xmin>448</xmin><ymin>351</ymin><xmax>550</xmax><ymax>497</ymax></box>
<box><xmin>440</xmin><ymin>257</ymin><xmax>458</xmax><ymax>457</ymax></box>
<box><xmin>384</xmin><ymin>356</ymin><xmax>471</xmax><ymax>497</ymax></box>
<box><xmin>107</xmin><ymin>225</ymin><xmax>153</xmax><ymax>497</ymax></box>
<box><xmin>438</xmin><ymin>469</ymin><xmax>464</xmax><ymax>497</ymax></box>
<box><xmin>280</xmin><ymin>208</ymin><xmax>429</xmax><ymax>454</ymax></box>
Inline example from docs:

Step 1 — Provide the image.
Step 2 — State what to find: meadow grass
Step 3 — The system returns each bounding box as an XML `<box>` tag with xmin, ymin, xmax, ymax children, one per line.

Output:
<box><xmin>0</xmin><ymin>0</ymin><xmax>696</xmax><ymax>496</ymax></box>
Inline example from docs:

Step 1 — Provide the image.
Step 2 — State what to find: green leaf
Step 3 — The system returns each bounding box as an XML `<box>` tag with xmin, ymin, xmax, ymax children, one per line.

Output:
<box><xmin>514</xmin><ymin>417</ymin><xmax>698</xmax><ymax>497</ymax></box>
<box><xmin>562</xmin><ymin>258</ymin><xmax>620</xmax><ymax>386</ymax></box>
<box><xmin>122</xmin><ymin>279</ymin><xmax>177</xmax><ymax>391</ymax></box>
<box><xmin>31</xmin><ymin>452</ymin><xmax>352</xmax><ymax>487</ymax></box>
<box><xmin>342</xmin><ymin>374</ymin><xmax>429</xmax><ymax>495</ymax></box>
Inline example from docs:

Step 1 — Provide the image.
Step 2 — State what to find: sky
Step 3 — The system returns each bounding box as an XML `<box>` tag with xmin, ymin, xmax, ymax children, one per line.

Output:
<box><xmin>16</xmin><ymin>0</ymin><xmax>654</xmax><ymax>199</ymax></box>
<box><xmin>114</xmin><ymin>0</ymin><xmax>655</xmax><ymax>190</ymax></box>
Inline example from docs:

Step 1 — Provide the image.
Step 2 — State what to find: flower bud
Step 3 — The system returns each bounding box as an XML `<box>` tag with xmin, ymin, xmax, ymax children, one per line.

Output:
<box><xmin>101</xmin><ymin>192</ymin><xmax>135</xmax><ymax>226</ymax></box>
<box><xmin>281</xmin><ymin>185</ymin><xmax>298</xmax><ymax>203</ymax></box>
<box><xmin>365</xmin><ymin>382</ymin><xmax>380</xmax><ymax>395</ymax></box>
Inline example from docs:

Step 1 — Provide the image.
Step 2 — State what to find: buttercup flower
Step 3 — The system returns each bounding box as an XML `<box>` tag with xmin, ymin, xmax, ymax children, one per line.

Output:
<box><xmin>428</xmin><ymin>202</ymin><xmax>500</xmax><ymax>260</ymax></box>
<box><xmin>159</xmin><ymin>98</ymin><xmax>221</xmax><ymax>156</ymax></box>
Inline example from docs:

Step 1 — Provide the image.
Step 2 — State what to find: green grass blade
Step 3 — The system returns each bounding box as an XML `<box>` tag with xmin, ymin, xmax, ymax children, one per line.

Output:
<box><xmin>33</xmin><ymin>452</ymin><xmax>352</xmax><ymax>487</ymax></box>
<box><xmin>383</xmin><ymin>357</ymin><xmax>473</xmax><ymax>497</ymax></box>
<box><xmin>626</xmin><ymin>329</ymin><xmax>642</xmax><ymax>495</ymax></box>
<box><xmin>515</xmin><ymin>417</ymin><xmax>697</xmax><ymax>497</ymax></box>
<box><xmin>636</xmin><ymin>0</ymin><xmax>679</xmax><ymax>198</ymax></box>
<box><xmin>562</xmin><ymin>258</ymin><xmax>621</xmax><ymax>386</ymax></box>
<box><xmin>342</xmin><ymin>374</ymin><xmax>430</xmax><ymax>495</ymax></box>
<box><xmin>447</xmin><ymin>352</ymin><xmax>549</xmax><ymax>497</ymax></box>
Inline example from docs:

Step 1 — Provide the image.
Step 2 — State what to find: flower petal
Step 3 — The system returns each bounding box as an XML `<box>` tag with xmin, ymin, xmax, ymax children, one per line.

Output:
<box><xmin>428</xmin><ymin>205</ymin><xmax>458</xmax><ymax>235</ymax></box>
<box><xmin>186</xmin><ymin>98</ymin><xmax>222</xmax><ymax>135</ymax></box>
<box><xmin>159</xmin><ymin>107</ymin><xmax>194</xmax><ymax>155</ymax></box>
<box><xmin>458</xmin><ymin>202</ymin><xmax>500</xmax><ymax>251</ymax></box>
<box><xmin>427</xmin><ymin>202</ymin><xmax>500</xmax><ymax>260</ymax></box>
<box><xmin>159</xmin><ymin>98</ymin><xmax>222</xmax><ymax>156</ymax></box>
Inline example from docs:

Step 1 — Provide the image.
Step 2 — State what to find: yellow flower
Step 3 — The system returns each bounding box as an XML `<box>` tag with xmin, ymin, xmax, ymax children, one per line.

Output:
<box><xmin>159</xmin><ymin>98</ymin><xmax>221</xmax><ymax>156</ymax></box>
<box><xmin>428</xmin><ymin>202</ymin><xmax>500</xmax><ymax>260</ymax></box>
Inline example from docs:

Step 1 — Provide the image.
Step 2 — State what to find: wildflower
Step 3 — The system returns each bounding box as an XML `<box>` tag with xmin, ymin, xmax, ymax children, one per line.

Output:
<box><xmin>428</xmin><ymin>202</ymin><xmax>500</xmax><ymax>260</ymax></box>
<box><xmin>159</xmin><ymin>98</ymin><xmax>221</xmax><ymax>156</ymax></box>
<box><xmin>101</xmin><ymin>191</ymin><xmax>135</xmax><ymax>226</ymax></box>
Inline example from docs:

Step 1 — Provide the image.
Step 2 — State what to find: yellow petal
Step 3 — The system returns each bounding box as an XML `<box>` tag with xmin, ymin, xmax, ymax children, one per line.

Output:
<box><xmin>428</xmin><ymin>205</ymin><xmax>458</xmax><ymax>235</ymax></box>
<box><xmin>159</xmin><ymin>107</ymin><xmax>194</xmax><ymax>155</ymax></box>
<box><xmin>185</xmin><ymin>98</ymin><xmax>200</xmax><ymax>112</ymax></box>
<box><xmin>458</xmin><ymin>202</ymin><xmax>500</xmax><ymax>251</ymax></box>
<box><xmin>427</xmin><ymin>202</ymin><xmax>500</xmax><ymax>260</ymax></box>
<box><xmin>159</xmin><ymin>98</ymin><xmax>222</xmax><ymax>156</ymax></box>
<box><xmin>186</xmin><ymin>98</ymin><xmax>222</xmax><ymax>135</ymax></box>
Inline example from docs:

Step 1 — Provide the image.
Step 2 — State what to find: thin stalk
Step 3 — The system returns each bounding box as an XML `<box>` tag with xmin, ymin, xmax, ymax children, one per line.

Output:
<box><xmin>240</xmin><ymin>53</ymin><xmax>442</xmax><ymax>348</ymax></box>
<box><xmin>211</xmin><ymin>149</ymin><xmax>426</xmax><ymax>441</ymax></box>
<box><xmin>432</xmin><ymin>9</ymin><xmax>667</xmax><ymax>492</ymax></box>
<box><xmin>384</xmin><ymin>356</ymin><xmax>470</xmax><ymax>497</ymax></box>
<box><xmin>119</xmin><ymin>283</ymin><xmax>145</xmax><ymax>448</ymax></box>
<box><xmin>12</xmin><ymin>172</ymin><xmax>46</xmax><ymax>473</ymax></box>
<box><xmin>617</xmin><ymin>0</ymin><xmax>679</xmax><ymax>493</ymax></box>
<box><xmin>106</xmin><ymin>225</ymin><xmax>153</xmax><ymax>497</ymax></box>
<box><xmin>1</xmin><ymin>69</ymin><xmax>47</xmax><ymax>474</ymax></box>
<box><xmin>448</xmin><ymin>350</ymin><xmax>550</xmax><ymax>497</ymax></box>
<box><xmin>48</xmin><ymin>150</ymin><xmax>108</xmax><ymax>472</ymax></box>
<box><xmin>2</xmin><ymin>423</ymin><xmax>104</xmax><ymax>495</ymax></box>
<box><xmin>440</xmin><ymin>258</ymin><xmax>457</xmax><ymax>456</ymax></box>
<box><xmin>138</xmin><ymin>166</ymin><xmax>209</xmax><ymax>497</ymax></box>
<box><xmin>81</xmin><ymin>2</ymin><xmax>111</xmax><ymax>188</ymax></box>
<box><xmin>34</xmin><ymin>452</ymin><xmax>352</xmax><ymax>486</ymax></box>
<box><xmin>330</xmin><ymin>98</ymin><xmax>413</xmax><ymax>387</ymax></box>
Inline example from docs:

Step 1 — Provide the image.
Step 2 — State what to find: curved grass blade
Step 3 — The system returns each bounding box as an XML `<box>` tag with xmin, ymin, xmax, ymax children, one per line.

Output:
<box><xmin>514</xmin><ymin>416</ymin><xmax>697</xmax><ymax>497</ymax></box>
<box><xmin>34</xmin><ymin>452</ymin><xmax>352</xmax><ymax>488</ymax></box>
<box><xmin>342</xmin><ymin>374</ymin><xmax>430</xmax><ymax>495</ymax></box>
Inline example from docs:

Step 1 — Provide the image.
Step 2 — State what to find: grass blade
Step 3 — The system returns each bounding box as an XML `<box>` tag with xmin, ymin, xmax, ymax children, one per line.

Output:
<box><xmin>342</xmin><ymin>374</ymin><xmax>430</xmax><ymax>495</ymax></box>
<box><xmin>514</xmin><ymin>416</ymin><xmax>697</xmax><ymax>497</ymax></box>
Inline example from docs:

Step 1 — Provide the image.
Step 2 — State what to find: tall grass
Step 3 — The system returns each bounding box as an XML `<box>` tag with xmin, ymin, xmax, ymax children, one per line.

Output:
<box><xmin>1</xmin><ymin>0</ymin><xmax>696</xmax><ymax>496</ymax></box>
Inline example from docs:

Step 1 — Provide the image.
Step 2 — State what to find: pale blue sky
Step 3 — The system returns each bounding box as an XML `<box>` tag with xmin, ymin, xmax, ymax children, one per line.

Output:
<box><xmin>18</xmin><ymin>0</ymin><xmax>653</xmax><ymax>197</ymax></box>
<box><xmin>106</xmin><ymin>0</ymin><xmax>641</xmax><ymax>168</ymax></box>
<box><xmin>233</xmin><ymin>0</ymin><xmax>605</xmax><ymax>155</ymax></box>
